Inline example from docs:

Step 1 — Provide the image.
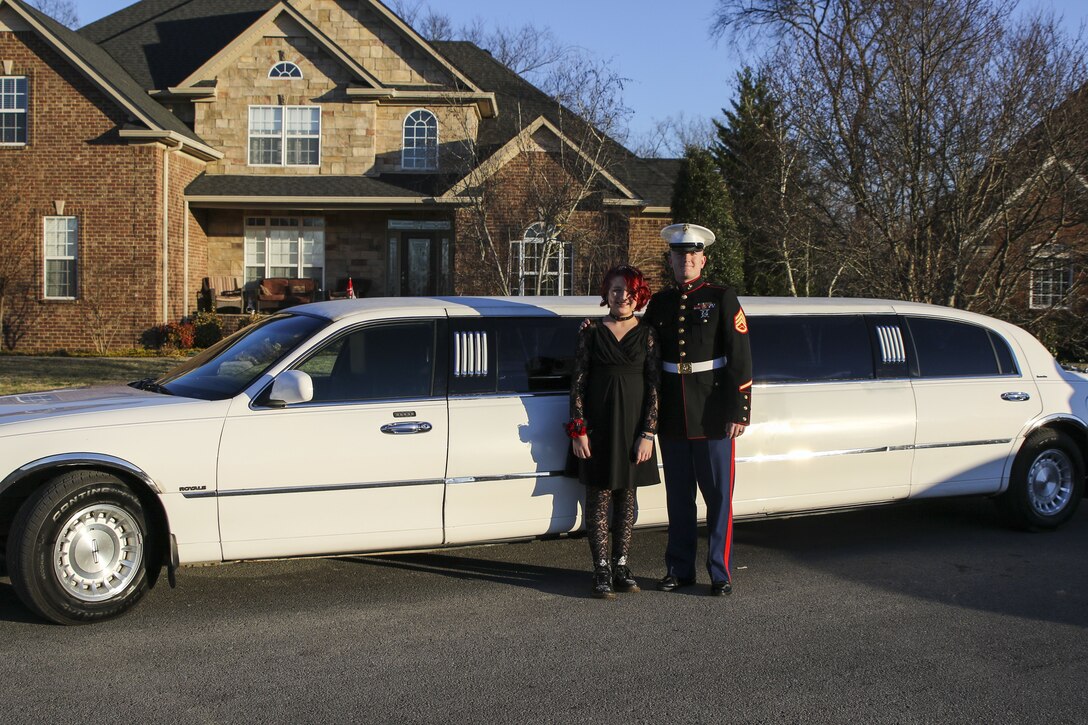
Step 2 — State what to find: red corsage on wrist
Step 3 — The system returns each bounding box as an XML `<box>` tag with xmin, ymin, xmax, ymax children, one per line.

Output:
<box><xmin>564</xmin><ymin>418</ymin><xmax>587</xmax><ymax>438</ymax></box>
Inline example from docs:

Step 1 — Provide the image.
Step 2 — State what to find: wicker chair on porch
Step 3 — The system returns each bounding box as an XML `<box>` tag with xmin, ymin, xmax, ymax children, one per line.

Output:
<box><xmin>202</xmin><ymin>276</ymin><xmax>244</xmax><ymax>312</ymax></box>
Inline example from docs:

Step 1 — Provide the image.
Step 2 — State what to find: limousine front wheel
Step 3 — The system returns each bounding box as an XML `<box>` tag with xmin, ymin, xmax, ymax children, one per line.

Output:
<box><xmin>7</xmin><ymin>470</ymin><xmax>150</xmax><ymax>625</ymax></box>
<box><xmin>1000</xmin><ymin>429</ymin><xmax>1084</xmax><ymax>530</ymax></box>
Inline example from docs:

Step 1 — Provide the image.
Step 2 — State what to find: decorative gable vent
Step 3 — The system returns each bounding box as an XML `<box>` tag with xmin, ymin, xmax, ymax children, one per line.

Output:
<box><xmin>269</xmin><ymin>61</ymin><xmax>302</xmax><ymax>79</ymax></box>
<box><xmin>454</xmin><ymin>331</ymin><xmax>488</xmax><ymax>377</ymax></box>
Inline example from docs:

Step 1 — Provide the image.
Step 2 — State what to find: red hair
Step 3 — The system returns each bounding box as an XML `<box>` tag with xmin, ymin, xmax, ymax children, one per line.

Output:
<box><xmin>599</xmin><ymin>265</ymin><xmax>652</xmax><ymax>311</ymax></box>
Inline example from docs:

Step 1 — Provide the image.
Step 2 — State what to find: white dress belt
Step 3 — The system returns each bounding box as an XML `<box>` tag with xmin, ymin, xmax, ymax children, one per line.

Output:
<box><xmin>662</xmin><ymin>356</ymin><xmax>728</xmax><ymax>374</ymax></box>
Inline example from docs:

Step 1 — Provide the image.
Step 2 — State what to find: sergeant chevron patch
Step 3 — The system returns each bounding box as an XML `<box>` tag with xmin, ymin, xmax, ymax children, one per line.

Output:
<box><xmin>734</xmin><ymin>308</ymin><xmax>748</xmax><ymax>333</ymax></box>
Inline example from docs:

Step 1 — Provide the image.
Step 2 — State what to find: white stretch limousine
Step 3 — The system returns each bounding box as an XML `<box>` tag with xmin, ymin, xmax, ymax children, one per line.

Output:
<box><xmin>1</xmin><ymin>296</ymin><xmax>1085</xmax><ymax>623</ymax></box>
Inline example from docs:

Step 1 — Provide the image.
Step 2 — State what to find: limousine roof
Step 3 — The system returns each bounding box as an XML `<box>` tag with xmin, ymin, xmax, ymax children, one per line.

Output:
<box><xmin>292</xmin><ymin>295</ymin><xmax>1009</xmax><ymax>326</ymax></box>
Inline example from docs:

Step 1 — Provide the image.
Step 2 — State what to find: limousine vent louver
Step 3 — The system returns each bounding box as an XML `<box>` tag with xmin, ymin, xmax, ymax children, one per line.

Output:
<box><xmin>876</xmin><ymin>325</ymin><xmax>906</xmax><ymax>364</ymax></box>
<box><xmin>454</xmin><ymin>331</ymin><xmax>489</xmax><ymax>377</ymax></box>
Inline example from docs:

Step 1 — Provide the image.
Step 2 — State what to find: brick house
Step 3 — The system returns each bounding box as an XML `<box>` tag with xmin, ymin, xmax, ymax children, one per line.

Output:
<box><xmin>0</xmin><ymin>0</ymin><xmax>677</xmax><ymax>352</ymax></box>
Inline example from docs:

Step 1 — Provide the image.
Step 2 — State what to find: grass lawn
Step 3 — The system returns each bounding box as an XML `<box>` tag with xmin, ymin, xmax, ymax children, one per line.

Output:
<box><xmin>0</xmin><ymin>356</ymin><xmax>185</xmax><ymax>396</ymax></box>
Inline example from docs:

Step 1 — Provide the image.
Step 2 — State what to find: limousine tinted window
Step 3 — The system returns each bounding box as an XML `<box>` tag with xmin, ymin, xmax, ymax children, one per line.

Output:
<box><xmin>905</xmin><ymin>317</ymin><xmax>1015</xmax><ymax>378</ymax></box>
<box><xmin>450</xmin><ymin>318</ymin><xmax>579</xmax><ymax>395</ymax></box>
<box><xmin>749</xmin><ymin>315</ymin><xmax>874</xmax><ymax>383</ymax></box>
<box><xmin>297</xmin><ymin>320</ymin><xmax>440</xmax><ymax>401</ymax></box>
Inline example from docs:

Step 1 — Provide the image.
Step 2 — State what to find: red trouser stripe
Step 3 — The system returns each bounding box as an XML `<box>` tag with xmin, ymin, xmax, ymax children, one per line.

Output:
<box><xmin>724</xmin><ymin>437</ymin><xmax>736</xmax><ymax>580</ymax></box>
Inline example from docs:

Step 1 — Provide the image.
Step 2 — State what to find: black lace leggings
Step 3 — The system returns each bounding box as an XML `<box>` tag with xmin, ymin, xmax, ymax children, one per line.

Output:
<box><xmin>585</xmin><ymin>487</ymin><xmax>636</xmax><ymax>568</ymax></box>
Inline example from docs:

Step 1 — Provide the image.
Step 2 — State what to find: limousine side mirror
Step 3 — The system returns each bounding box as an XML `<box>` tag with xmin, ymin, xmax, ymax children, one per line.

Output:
<box><xmin>268</xmin><ymin>370</ymin><xmax>314</xmax><ymax>408</ymax></box>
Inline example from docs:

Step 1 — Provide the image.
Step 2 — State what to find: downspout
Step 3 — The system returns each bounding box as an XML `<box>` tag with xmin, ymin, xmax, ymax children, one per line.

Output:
<box><xmin>184</xmin><ymin>198</ymin><xmax>190</xmax><ymax>315</ymax></box>
<box><xmin>162</xmin><ymin>147</ymin><xmax>170</xmax><ymax>324</ymax></box>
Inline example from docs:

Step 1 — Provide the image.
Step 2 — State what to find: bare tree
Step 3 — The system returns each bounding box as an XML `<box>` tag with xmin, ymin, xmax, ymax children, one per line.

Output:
<box><xmin>713</xmin><ymin>0</ymin><xmax>1088</xmax><ymax>321</ymax></box>
<box><xmin>631</xmin><ymin>113</ymin><xmax>716</xmax><ymax>159</ymax></box>
<box><xmin>28</xmin><ymin>0</ymin><xmax>78</xmax><ymax>28</ymax></box>
<box><xmin>445</xmin><ymin>60</ymin><xmax>632</xmax><ymax>296</ymax></box>
<box><xmin>0</xmin><ymin>191</ymin><xmax>41</xmax><ymax>350</ymax></box>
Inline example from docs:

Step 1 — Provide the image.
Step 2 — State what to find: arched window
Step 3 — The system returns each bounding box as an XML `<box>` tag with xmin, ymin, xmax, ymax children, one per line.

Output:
<box><xmin>268</xmin><ymin>61</ymin><xmax>302</xmax><ymax>79</ymax></box>
<box><xmin>402</xmin><ymin>109</ymin><xmax>438</xmax><ymax>170</ymax></box>
<box><xmin>510</xmin><ymin>223</ymin><xmax>574</xmax><ymax>296</ymax></box>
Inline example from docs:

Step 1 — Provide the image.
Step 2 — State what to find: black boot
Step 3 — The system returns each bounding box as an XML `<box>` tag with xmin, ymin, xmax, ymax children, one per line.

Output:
<box><xmin>592</xmin><ymin>565</ymin><xmax>616</xmax><ymax>600</ymax></box>
<box><xmin>612</xmin><ymin>561</ymin><xmax>640</xmax><ymax>593</ymax></box>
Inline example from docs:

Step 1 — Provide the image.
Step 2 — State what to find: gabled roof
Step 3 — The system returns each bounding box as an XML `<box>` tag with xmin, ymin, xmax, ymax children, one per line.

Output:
<box><xmin>79</xmin><ymin>0</ymin><xmax>484</xmax><ymax>94</ymax></box>
<box><xmin>78</xmin><ymin>0</ymin><xmax>276</xmax><ymax>90</ymax></box>
<box><xmin>432</xmin><ymin>41</ymin><xmax>677</xmax><ymax>208</ymax></box>
<box><xmin>2</xmin><ymin>0</ymin><xmax>217</xmax><ymax>157</ymax></box>
<box><xmin>172</xmin><ymin>2</ymin><xmax>385</xmax><ymax>90</ymax></box>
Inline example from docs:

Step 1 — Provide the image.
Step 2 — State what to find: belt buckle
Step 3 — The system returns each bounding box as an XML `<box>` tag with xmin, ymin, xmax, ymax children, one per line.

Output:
<box><xmin>678</xmin><ymin>361</ymin><xmax>692</xmax><ymax>374</ymax></box>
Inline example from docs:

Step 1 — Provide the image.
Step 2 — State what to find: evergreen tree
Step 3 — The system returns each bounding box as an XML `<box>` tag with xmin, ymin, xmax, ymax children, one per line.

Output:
<box><xmin>670</xmin><ymin>146</ymin><xmax>744</xmax><ymax>290</ymax></box>
<box><xmin>713</xmin><ymin>68</ymin><xmax>790</xmax><ymax>296</ymax></box>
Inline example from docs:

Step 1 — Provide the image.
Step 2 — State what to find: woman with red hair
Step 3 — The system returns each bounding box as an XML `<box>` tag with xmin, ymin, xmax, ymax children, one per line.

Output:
<box><xmin>566</xmin><ymin>265</ymin><xmax>660</xmax><ymax>599</ymax></box>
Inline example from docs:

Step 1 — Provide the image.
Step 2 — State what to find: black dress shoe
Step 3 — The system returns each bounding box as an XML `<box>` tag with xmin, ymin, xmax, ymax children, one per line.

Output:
<box><xmin>656</xmin><ymin>575</ymin><xmax>697</xmax><ymax>592</ymax></box>
<box><xmin>710</xmin><ymin>580</ymin><xmax>733</xmax><ymax>596</ymax></box>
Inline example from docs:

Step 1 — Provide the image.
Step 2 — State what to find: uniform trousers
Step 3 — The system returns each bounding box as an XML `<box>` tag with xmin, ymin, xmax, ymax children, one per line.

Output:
<box><xmin>659</xmin><ymin>436</ymin><xmax>735</xmax><ymax>583</ymax></box>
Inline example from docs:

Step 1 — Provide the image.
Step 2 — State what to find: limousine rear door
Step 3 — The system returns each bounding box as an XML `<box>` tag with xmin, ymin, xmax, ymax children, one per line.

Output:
<box><xmin>215</xmin><ymin>319</ymin><xmax>448</xmax><ymax>560</ymax></box>
<box><xmin>443</xmin><ymin>316</ymin><xmax>588</xmax><ymax>544</ymax></box>
<box><xmin>902</xmin><ymin>315</ymin><xmax>1041</xmax><ymax>497</ymax></box>
<box><xmin>741</xmin><ymin>314</ymin><xmax>915</xmax><ymax>514</ymax></box>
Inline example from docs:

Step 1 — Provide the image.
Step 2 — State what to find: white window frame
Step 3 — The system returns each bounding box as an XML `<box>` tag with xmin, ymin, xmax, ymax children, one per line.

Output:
<box><xmin>510</xmin><ymin>223</ymin><xmax>574</xmax><ymax>296</ymax></box>
<box><xmin>268</xmin><ymin>61</ymin><xmax>302</xmax><ymax>79</ymax></box>
<box><xmin>43</xmin><ymin>216</ymin><xmax>78</xmax><ymax>299</ymax></box>
<box><xmin>1030</xmin><ymin>255</ymin><xmax>1073</xmax><ymax>310</ymax></box>
<box><xmin>247</xmin><ymin>105</ymin><xmax>321</xmax><ymax>167</ymax></box>
<box><xmin>401</xmin><ymin>109</ymin><xmax>438</xmax><ymax>170</ymax></box>
<box><xmin>0</xmin><ymin>76</ymin><xmax>28</xmax><ymax>146</ymax></box>
<box><xmin>244</xmin><ymin>216</ymin><xmax>325</xmax><ymax>287</ymax></box>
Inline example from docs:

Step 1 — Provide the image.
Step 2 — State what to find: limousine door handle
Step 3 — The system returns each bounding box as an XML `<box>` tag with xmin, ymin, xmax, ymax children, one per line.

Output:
<box><xmin>380</xmin><ymin>421</ymin><xmax>433</xmax><ymax>435</ymax></box>
<box><xmin>1000</xmin><ymin>392</ymin><xmax>1031</xmax><ymax>402</ymax></box>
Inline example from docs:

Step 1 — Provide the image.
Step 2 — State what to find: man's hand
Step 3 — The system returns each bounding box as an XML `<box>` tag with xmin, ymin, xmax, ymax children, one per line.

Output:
<box><xmin>572</xmin><ymin>435</ymin><xmax>591</xmax><ymax>459</ymax></box>
<box><xmin>727</xmin><ymin>422</ymin><xmax>747</xmax><ymax>439</ymax></box>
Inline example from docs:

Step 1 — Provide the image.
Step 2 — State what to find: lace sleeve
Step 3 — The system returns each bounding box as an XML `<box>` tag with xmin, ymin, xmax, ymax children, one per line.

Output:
<box><xmin>569</xmin><ymin>323</ymin><xmax>593</xmax><ymax>422</ymax></box>
<box><xmin>641</xmin><ymin>325</ymin><xmax>660</xmax><ymax>434</ymax></box>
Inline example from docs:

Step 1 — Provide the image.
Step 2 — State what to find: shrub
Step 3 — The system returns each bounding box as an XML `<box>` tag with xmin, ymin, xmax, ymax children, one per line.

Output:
<box><xmin>191</xmin><ymin>311</ymin><xmax>224</xmax><ymax>348</ymax></box>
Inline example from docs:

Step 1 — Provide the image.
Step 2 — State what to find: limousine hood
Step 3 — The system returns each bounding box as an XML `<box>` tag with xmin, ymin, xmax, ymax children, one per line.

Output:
<box><xmin>0</xmin><ymin>385</ymin><xmax>212</xmax><ymax>433</ymax></box>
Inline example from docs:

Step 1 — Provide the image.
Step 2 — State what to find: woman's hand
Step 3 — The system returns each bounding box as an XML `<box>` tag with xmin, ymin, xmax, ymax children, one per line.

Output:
<box><xmin>572</xmin><ymin>435</ymin><xmax>591</xmax><ymax>459</ymax></box>
<box><xmin>634</xmin><ymin>436</ymin><xmax>654</xmax><ymax>464</ymax></box>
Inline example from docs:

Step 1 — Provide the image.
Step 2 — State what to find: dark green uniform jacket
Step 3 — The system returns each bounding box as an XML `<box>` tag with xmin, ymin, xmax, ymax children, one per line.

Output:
<box><xmin>643</xmin><ymin>277</ymin><xmax>753</xmax><ymax>439</ymax></box>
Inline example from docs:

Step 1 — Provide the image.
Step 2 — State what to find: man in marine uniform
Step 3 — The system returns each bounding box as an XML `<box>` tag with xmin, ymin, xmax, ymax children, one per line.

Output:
<box><xmin>642</xmin><ymin>223</ymin><xmax>752</xmax><ymax>596</ymax></box>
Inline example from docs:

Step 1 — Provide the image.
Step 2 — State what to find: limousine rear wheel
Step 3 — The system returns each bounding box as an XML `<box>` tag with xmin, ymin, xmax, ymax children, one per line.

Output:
<box><xmin>1000</xmin><ymin>429</ymin><xmax>1084</xmax><ymax>531</ymax></box>
<box><xmin>7</xmin><ymin>470</ymin><xmax>150</xmax><ymax>625</ymax></box>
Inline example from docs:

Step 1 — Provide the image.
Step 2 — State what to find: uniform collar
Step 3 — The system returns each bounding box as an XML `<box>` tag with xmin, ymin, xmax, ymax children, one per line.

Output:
<box><xmin>679</xmin><ymin>276</ymin><xmax>705</xmax><ymax>294</ymax></box>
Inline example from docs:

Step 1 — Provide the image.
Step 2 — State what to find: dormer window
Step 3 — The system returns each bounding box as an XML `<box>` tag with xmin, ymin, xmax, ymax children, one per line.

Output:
<box><xmin>402</xmin><ymin>109</ymin><xmax>438</xmax><ymax>170</ymax></box>
<box><xmin>269</xmin><ymin>61</ymin><xmax>302</xmax><ymax>79</ymax></box>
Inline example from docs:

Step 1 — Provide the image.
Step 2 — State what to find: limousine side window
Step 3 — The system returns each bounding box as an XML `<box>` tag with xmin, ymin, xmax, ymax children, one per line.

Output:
<box><xmin>450</xmin><ymin>318</ymin><xmax>579</xmax><ymax>395</ymax></box>
<box><xmin>296</xmin><ymin>321</ymin><xmax>441</xmax><ymax>402</ymax></box>
<box><xmin>904</xmin><ymin>316</ymin><xmax>1018</xmax><ymax>378</ymax></box>
<box><xmin>749</xmin><ymin>315</ymin><xmax>874</xmax><ymax>383</ymax></box>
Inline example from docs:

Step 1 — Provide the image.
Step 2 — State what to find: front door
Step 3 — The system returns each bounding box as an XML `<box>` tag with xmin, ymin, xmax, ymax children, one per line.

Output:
<box><xmin>400</xmin><ymin>233</ymin><xmax>439</xmax><ymax>296</ymax></box>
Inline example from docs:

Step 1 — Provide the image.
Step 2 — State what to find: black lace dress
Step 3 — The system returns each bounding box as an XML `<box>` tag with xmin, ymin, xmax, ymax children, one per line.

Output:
<box><xmin>569</xmin><ymin>320</ymin><xmax>661</xmax><ymax>490</ymax></box>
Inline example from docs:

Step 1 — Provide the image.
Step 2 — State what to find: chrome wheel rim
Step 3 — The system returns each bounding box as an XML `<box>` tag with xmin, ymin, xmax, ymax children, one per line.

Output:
<box><xmin>1027</xmin><ymin>449</ymin><xmax>1075</xmax><ymax>516</ymax></box>
<box><xmin>53</xmin><ymin>503</ymin><xmax>143</xmax><ymax>602</ymax></box>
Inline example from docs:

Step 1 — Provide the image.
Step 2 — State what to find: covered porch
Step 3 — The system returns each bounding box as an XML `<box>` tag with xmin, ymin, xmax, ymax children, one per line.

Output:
<box><xmin>187</xmin><ymin>174</ymin><xmax>460</xmax><ymax>312</ymax></box>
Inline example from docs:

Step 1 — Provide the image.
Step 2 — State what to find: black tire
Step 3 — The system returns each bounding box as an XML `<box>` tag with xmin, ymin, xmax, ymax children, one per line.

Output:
<box><xmin>998</xmin><ymin>429</ymin><xmax>1085</xmax><ymax>531</ymax></box>
<box><xmin>6</xmin><ymin>470</ymin><xmax>151</xmax><ymax>625</ymax></box>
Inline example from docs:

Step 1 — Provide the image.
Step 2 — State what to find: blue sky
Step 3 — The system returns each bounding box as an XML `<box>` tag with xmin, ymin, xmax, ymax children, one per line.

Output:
<box><xmin>68</xmin><ymin>0</ymin><xmax>1088</xmax><ymax>145</ymax></box>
